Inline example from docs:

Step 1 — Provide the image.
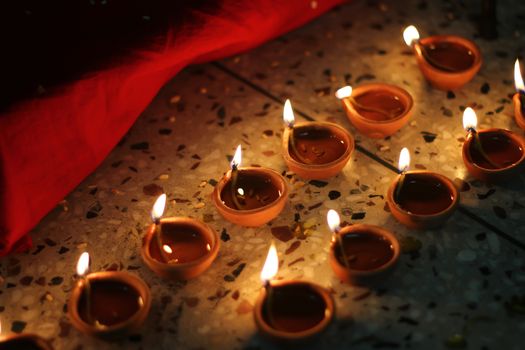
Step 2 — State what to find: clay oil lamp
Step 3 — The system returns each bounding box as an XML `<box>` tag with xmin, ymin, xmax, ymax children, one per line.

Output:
<box><xmin>141</xmin><ymin>194</ymin><xmax>220</xmax><ymax>280</ymax></box>
<box><xmin>0</xmin><ymin>321</ymin><xmax>53</xmax><ymax>350</ymax></box>
<box><xmin>513</xmin><ymin>59</ymin><xmax>525</xmax><ymax>131</ymax></box>
<box><xmin>387</xmin><ymin>148</ymin><xmax>459</xmax><ymax>229</ymax></box>
<box><xmin>326</xmin><ymin>210</ymin><xmax>400</xmax><ymax>286</ymax></box>
<box><xmin>281</xmin><ymin>99</ymin><xmax>354</xmax><ymax>179</ymax></box>
<box><xmin>68</xmin><ymin>252</ymin><xmax>151</xmax><ymax>338</ymax></box>
<box><xmin>335</xmin><ymin>84</ymin><xmax>413</xmax><ymax>138</ymax></box>
<box><xmin>403</xmin><ymin>25</ymin><xmax>482</xmax><ymax>90</ymax></box>
<box><xmin>212</xmin><ymin>145</ymin><xmax>288</xmax><ymax>227</ymax></box>
<box><xmin>253</xmin><ymin>243</ymin><xmax>335</xmax><ymax>342</ymax></box>
<box><xmin>461</xmin><ymin>107</ymin><xmax>525</xmax><ymax>183</ymax></box>
<box><xmin>0</xmin><ymin>334</ymin><xmax>52</xmax><ymax>350</ymax></box>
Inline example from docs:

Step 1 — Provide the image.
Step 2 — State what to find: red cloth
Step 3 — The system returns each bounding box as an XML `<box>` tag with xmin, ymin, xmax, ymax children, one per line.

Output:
<box><xmin>0</xmin><ymin>0</ymin><xmax>345</xmax><ymax>255</ymax></box>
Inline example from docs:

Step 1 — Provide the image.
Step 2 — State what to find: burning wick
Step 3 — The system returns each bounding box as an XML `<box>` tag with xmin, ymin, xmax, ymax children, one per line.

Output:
<box><xmin>151</xmin><ymin>194</ymin><xmax>170</xmax><ymax>263</ymax></box>
<box><xmin>335</xmin><ymin>86</ymin><xmax>392</xmax><ymax>119</ymax></box>
<box><xmin>260</xmin><ymin>242</ymin><xmax>278</xmax><ymax>328</ymax></box>
<box><xmin>283</xmin><ymin>99</ymin><xmax>312</xmax><ymax>164</ymax></box>
<box><xmin>515</xmin><ymin>59</ymin><xmax>525</xmax><ymax>112</ymax></box>
<box><xmin>403</xmin><ymin>25</ymin><xmax>458</xmax><ymax>73</ymax></box>
<box><xmin>327</xmin><ymin>210</ymin><xmax>351</xmax><ymax>270</ymax></box>
<box><xmin>76</xmin><ymin>252</ymin><xmax>93</xmax><ymax>325</ymax></box>
<box><xmin>395</xmin><ymin>147</ymin><xmax>410</xmax><ymax>202</ymax></box>
<box><xmin>463</xmin><ymin>107</ymin><xmax>501</xmax><ymax>168</ymax></box>
<box><xmin>230</xmin><ymin>145</ymin><xmax>244</xmax><ymax>210</ymax></box>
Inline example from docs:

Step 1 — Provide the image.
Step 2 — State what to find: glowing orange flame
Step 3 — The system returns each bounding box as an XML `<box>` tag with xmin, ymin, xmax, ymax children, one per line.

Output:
<box><xmin>283</xmin><ymin>99</ymin><xmax>295</xmax><ymax>128</ymax></box>
<box><xmin>151</xmin><ymin>194</ymin><xmax>167</xmax><ymax>222</ymax></box>
<box><xmin>515</xmin><ymin>59</ymin><xmax>524</xmax><ymax>93</ymax></box>
<box><xmin>335</xmin><ymin>86</ymin><xmax>352</xmax><ymax>99</ymax></box>
<box><xmin>398</xmin><ymin>147</ymin><xmax>410</xmax><ymax>173</ymax></box>
<box><xmin>260</xmin><ymin>242</ymin><xmax>278</xmax><ymax>283</ymax></box>
<box><xmin>231</xmin><ymin>145</ymin><xmax>242</xmax><ymax>170</ymax></box>
<box><xmin>76</xmin><ymin>252</ymin><xmax>90</xmax><ymax>277</ymax></box>
<box><xmin>327</xmin><ymin>209</ymin><xmax>341</xmax><ymax>233</ymax></box>
<box><xmin>403</xmin><ymin>25</ymin><xmax>420</xmax><ymax>46</ymax></box>
<box><xmin>462</xmin><ymin>107</ymin><xmax>477</xmax><ymax>132</ymax></box>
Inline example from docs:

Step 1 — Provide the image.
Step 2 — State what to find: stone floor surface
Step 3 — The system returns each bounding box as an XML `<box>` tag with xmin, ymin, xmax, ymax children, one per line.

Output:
<box><xmin>1</xmin><ymin>0</ymin><xmax>524</xmax><ymax>349</ymax></box>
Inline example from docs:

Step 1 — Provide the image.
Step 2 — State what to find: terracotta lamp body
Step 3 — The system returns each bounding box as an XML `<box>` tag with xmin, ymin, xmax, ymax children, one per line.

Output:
<box><xmin>513</xmin><ymin>93</ymin><xmax>525</xmax><ymax>131</ymax></box>
<box><xmin>387</xmin><ymin>170</ymin><xmax>459</xmax><ymax>229</ymax></box>
<box><xmin>462</xmin><ymin>128</ymin><xmax>525</xmax><ymax>183</ymax></box>
<box><xmin>212</xmin><ymin>167</ymin><xmax>288</xmax><ymax>226</ymax></box>
<box><xmin>340</xmin><ymin>83</ymin><xmax>413</xmax><ymax>138</ymax></box>
<box><xmin>413</xmin><ymin>35</ymin><xmax>482</xmax><ymax>90</ymax></box>
<box><xmin>282</xmin><ymin>121</ymin><xmax>354</xmax><ymax>179</ymax></box>
<box><xmin>68</xmin><ymin>271</ymin><xmax>151</xmax><ymax>338</ymax></box>
<box><xmin>253</xmin><ymin>280</ymin><xmax>334</xmax><ymax>342</ymax></box>
<box><xmin>0</xmin><ymin>334</ymin><xmax>53</xmax><ymax>350</ymax></box>
<box><xmin>329</xmin><ymin>224</ymin><xmax>400</xmax><ymax>285</ymax></box>
<box><xmin>142</xmin><ymin>217</ymin><xmax>220</xmax><ymax>280</ymax></box>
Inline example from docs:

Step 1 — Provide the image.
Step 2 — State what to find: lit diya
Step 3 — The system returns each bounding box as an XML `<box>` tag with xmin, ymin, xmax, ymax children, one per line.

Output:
<box><xmin>68</xmin><ymin>252</ymin><xmax>151</xmax><ymax>338</ymax></box>
<box><xmin>335</xmin><ymin>84</ymin><xmax>413</xmax><ymax>138</ymax></box>
<box><xmin>212</xmin><ymin>145</ymin><xmax>288</xmax><ymax>226</ymax></box>
<box><xmin>387</xmin><ymin>148</ymin><xmax>459</xmax><ymax>229</ymax></box>
<box><xmin>513</xmin><ymin>59</ymin><xmax>525</xmax><ymax>131</ymax></box>
<box><xmin>461</xmin><ymin>107</ymin><xmax>525</xmax><ymax>183</ymax></box>
<box><xmin>326</xmin><ymin>210</ymin><xmax>399</xmax><ymax>285</ymax></box>
<box><xmin>253</xmin><ymin>243</ymin><xmax>334</xmax><ymax>342</ymax></box>
<box><xmin>403</xmin><ymin>25</ymin><xmax>482</xmax><ymax>90</ymax></box>
<box><xmin>141</xmin><ymin>194</ymin><xmax>220</xmax><ymax>280</ymax></box>
<box><xmin>0</xmin><ymin>321</ymin><xmax>53</xmax><ymax>350</ymax></box>
<box><xmin>281</xmin><ymin>99</ymin><xmax>354</xmax><ymax>179</ymax></box>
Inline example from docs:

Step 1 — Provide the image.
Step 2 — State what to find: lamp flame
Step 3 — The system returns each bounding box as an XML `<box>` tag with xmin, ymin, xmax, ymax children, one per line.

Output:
<box><xmin>260</xmin><ymin>242</ymin><xmax>278</xmax><ymax>284</ymax></box>
<box><xmin>327</xmin><ymin>209</ymin><xmax>341</xmax><ymax>233</ymax></box>
<box><xmin>151</xmin><ymin>194</ymin><xmax>167</xmax><ymax>223</ymax></box>
<box><xmin>398</xmin><ymin>147</ymin><xmax>410</xmax><ymax>173</ymax></box>
<box><xmin>403</xmin><ymin>25</ymin><xmax>420</xmax><ymax>46</ymax></box>
<box><xmin>231</xmin><ymin>145</ymin><xmax>242</xmax><ymax>170</ymax></box>
<box><xmin>335</xmin><ymin>86</ymin><xmax>353</xmax><ymax>99</ymax></box>
<box><xmin>514</xmin><ymin>59</ymin><xmax>525</xmax><ymax>93</ymax></box>
<box><xmin>462</xmin><ymin>107</ymin><xmax>478</xmax><ymax>132</ymax></box>
<box><xmin>76</xmin><ymin>252</ymin><xmax>90</xmax><ymax>277</ymax></box>
<box><xmin>283</xmin><ymin>99</ymin><xmax>295</xmax><ymax>128</ymax></box>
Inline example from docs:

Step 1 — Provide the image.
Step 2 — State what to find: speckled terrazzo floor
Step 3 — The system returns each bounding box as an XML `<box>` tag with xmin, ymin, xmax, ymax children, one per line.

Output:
<box><xmin>1</xmin><ymin>0</ymin><xmax>525</xmax><ymax>349</ymax></box>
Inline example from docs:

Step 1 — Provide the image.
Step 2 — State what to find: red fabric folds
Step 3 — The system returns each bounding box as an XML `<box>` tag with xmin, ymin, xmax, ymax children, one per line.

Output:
<box><xmin>0</xmin><ymin>0</ymin><xmax>345</xmax><ymax>255</ymax></box>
